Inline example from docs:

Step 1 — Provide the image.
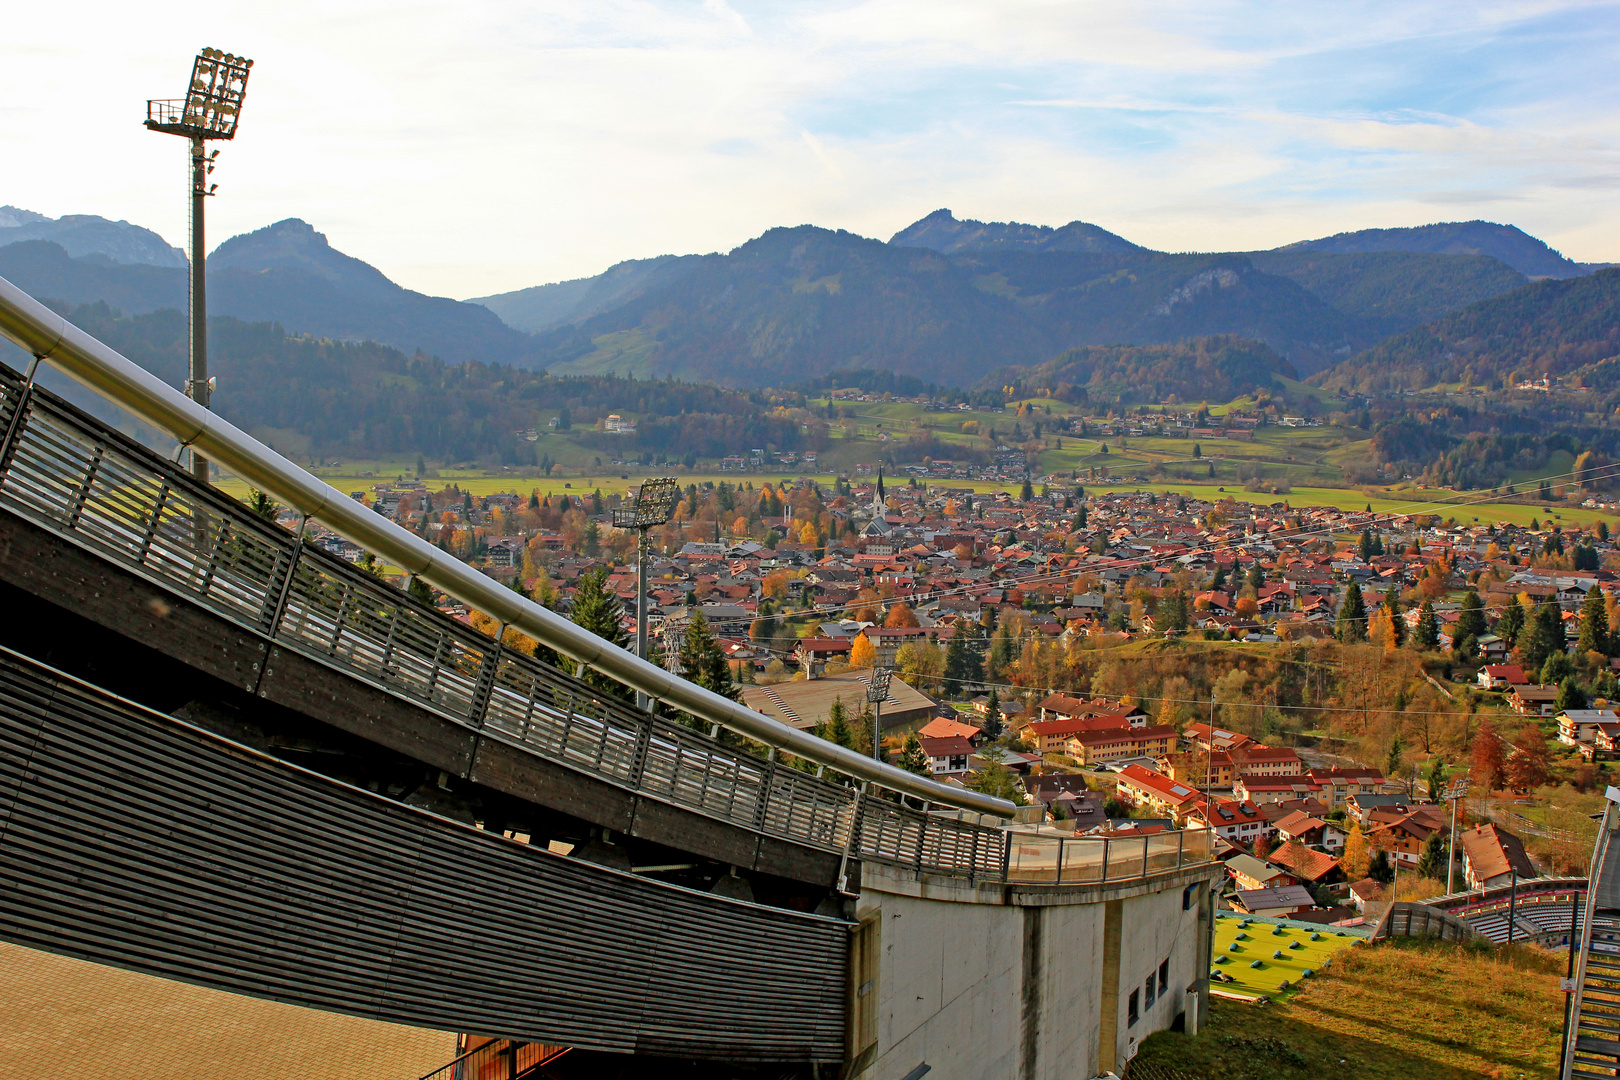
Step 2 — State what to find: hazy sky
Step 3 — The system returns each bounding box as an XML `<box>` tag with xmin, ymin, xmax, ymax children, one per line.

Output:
<box><xmin>6</xmin><ymin>1</ymin><xmax>1620</xmax><ymax>299</ymax></box>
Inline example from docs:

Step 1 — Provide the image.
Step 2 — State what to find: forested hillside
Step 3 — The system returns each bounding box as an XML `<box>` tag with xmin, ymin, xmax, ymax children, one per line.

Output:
<box><xmin>1315</xmin><ymin>269</ymin><xmax>1620</xmax><ymax>394</ymax></box>
<box><xmin>21</xmin><ymin>301</ymin><xmax>802</xmax><ymax>464</ymax></box>
<box><xmin>990</xmin><ymin>336</ymin><xmax>1296</xmax><ymax>405</ymax></box>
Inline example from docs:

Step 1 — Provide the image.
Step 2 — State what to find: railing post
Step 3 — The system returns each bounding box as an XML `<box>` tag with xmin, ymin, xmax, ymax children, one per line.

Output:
<box><xmin>260</xmin><ymin>515</ymin><xmax>308</xmax><ymax>635</ymax></box>
<box><xmin>65</xmin><ymin>442</ymin><xmax>104</xmax><ymax>530</ymax></box>
<box><xmin>1178</xmin><ymin>829</ymin><xmax>1186</xmax><ymax>870</ymax></box>
<box><xmin>1002</xmin><ymin>829</ymin><xmax>1013</xmax><ymax>883</ymax></box>
<box><xmin>466</xmin><ymin>629</ymin><xmax>506</xmax><ymax>731</ymax></box>
<box><xmin>0</xmin><ymin>357</ymin><xmax>39</xmax><ymax>479</ymax></box>
<box><xmin>1142</xmin><ymin>835</ymin><xmax>1150</xmax><ymax>879</ymax></box>
<box><xmin>1101</xmin><ymin>837</ymin><xmax>1110</xmax><ymax>882</ymax></box>
<box><xmin>836</xmin><ymin>782</ymin><xmax>868</xmax><ymax>895</ymax></box>
<box><xmin>1056</xmin><ymin>837</ymin><xmax>1065</xmax><ymax>884</ymax></box>
<box><xmin>625</xmin><ymin>715</ymin><xmax>654</xmax><ymax>787</ymax></box>
<box><xmin>752</xmin><ymin>759</ymin><xmax>777</xmax><ymax>832</ymax></box>
<box><xmin>136</xmin><ymin>483</ymin><xmax>171</xmax><ymax>564</ymax></box>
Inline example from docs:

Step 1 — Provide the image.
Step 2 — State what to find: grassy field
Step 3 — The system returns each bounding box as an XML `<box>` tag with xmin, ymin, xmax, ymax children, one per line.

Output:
<box><xmin>1210</xmin><ymin>914</ymin><xmax>1363</xmax><ymax>999</ymax></box>
<box><xmin>1136</xmin><ymin>937</ymin><xmax>1566</xmax><ymax>1080</ymax></box>
<box><xmin>209</xmin><ymin>465</ymin><xmax>1615</xmax><ymax>533</ymax></box>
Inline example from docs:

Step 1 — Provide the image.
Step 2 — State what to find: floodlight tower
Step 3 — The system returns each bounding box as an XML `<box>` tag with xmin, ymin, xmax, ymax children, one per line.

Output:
<box><xmin>145</xmin><ymin>48</ymin><xmax>253</xmax><ymax>483</ymax></box>
<box><xmin>614</xmin><ymin>477</ymin><xmax>679</xmax><ymax>711</ymax></box>
<box><xmin>866</xmin><ymin>666</ymin><xmax>894</xmax><ymax>763</ymax></box>
<box><xmin>1444</xmin><ymin>776</ymin><xmax>1471</xmax><ymax>893</ymax></box>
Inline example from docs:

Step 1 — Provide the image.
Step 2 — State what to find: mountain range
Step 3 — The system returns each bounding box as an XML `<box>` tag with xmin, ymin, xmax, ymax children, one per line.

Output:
<box><xmin>1</xmin><ymin>203</ymin><xmax>1611</xmax><ymax>393</ymax></box>
<box><xmin>0</xmin><ymin>214</ymin><xmax>534</xmax><ymax>366</ymax></box>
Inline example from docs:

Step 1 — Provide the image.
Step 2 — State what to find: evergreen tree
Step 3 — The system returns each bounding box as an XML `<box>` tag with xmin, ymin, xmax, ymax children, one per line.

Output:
<box><xmin>822</xmin><ymin>698</ymin><xmax>854</xmax><ymax>749</ymax></box>
<box><xmin>1210</xmin><ymin>567</ymin><xmax>1227</xmax><ymax>592</ymax></box>
<box><xmin>1384</xmin><ymin>733</ymin><xmax>1405</xmax><ymax>785</ymax></box>
<box><xmin>1158</xmin><ymin>589</ymin><xmax>1190</xmax><ymax>633</ymax></box>
<box><xmin>1247</xmin><ymin>562</ymin><xmax>1265</xmax><ymax>590</ymax></box>
<box><xmin>1457</xmin><ymin>590</ymin><xmax>1487</xmax><ymax>643</ymax></box>
<box><xmin>569</xmin><ymin>565</ymin><xmax>631</xmax><ymax>700</ymax></box>
<box><xmin>1497</xmin><ymin>594</ymin><xmax>1526</xmax><ymax>646</ymax></box>
<box><xmin>1021</xmin><ymin>475</ymin><xmax>1034</xmax><ymax>502</ymax></box>
<box><xmin>899</xmin><ymin>733</ymin><xmax>930</xmax><ymax>776</ymax></box>
<box><xmin>1336</xmin><ymin>581</ymin><xmax>1368</xmax><ymax>644</ymax></box>
<box><xmin>1426</xmin><ymin>757</ymin><xmax>1446</xmax><ymax>803</ymax></box>
<box><xmin>1522</xmin><ymin>598</ymin><xmax>1564</xmax><ymax>671</ymax></box>
<box><xmin>1581</xmin><ymin>588</ymin><xmax>1611</xmax><ymax>655</ymax></box>
<box><xmin>1358</xmin><ymin>528</ymin><xmax>1376</xmax><ymax>562</ymax></box>
<box><xmin>943</xmin><ymin>631</ymin><xmax>972</xmax><ymax>688</ymax></box>
<box><xmin>987</xmin><ymin>625</ymin><xmax>1017</xmax><ymax>682</ymax></box>
<box><xmin>1077</xmin><ymin>503</ymin><xmax>1088</xmax><ymax>529</ymax></box>
<box><xmin>675</xmin><ymin>612</ymin><xmax>740</xmax><ymax>721</ymax></box>
<box><xmin>964</xmin><ymin>745</ymin><xmax>1026</xmax><ymax>805</ymax></box>
<box><xmin>1417</xmin><ymin>830</ymin><xmax>1448</xmax><ymax>880</ymax></box>
<box><xmin>1368</xmin><ymin>848</ymin><xmax>1394</xmax><ymax>885</ymax></box>
<box><xmin>1556</xmin><ymin>676</ymin><xmax>1588</xmax><ymax>713</ymax></box>
<box><xmin>1415</xmin><ymin>601</ymin><xmax>1441</xmax><ymax>651</ymax></box>
<box><xmin>982</xmin><ymin>688</ymin><xmax>1004</xmax><ymax>740</ymax></box>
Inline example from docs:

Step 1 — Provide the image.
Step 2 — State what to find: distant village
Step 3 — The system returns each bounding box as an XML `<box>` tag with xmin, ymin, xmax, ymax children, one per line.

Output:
<box><xmin>282</xmin><ymin>468</ymin><xmax>1616</xmax><ymax>923</ymax></box>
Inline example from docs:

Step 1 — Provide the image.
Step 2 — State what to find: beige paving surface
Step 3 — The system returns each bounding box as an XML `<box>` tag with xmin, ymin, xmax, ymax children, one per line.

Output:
<box><xmin>0</xmin><ymin>940</ymin><xmax>458</xmax><ymax>1079</ymax></box>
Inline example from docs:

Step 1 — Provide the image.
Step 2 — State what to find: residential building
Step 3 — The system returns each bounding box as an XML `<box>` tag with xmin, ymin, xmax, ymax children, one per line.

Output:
<box><xmin>1459</xmin><ymin>823</ymin><xmax>1538</xmax><ymax>890</ymax></box>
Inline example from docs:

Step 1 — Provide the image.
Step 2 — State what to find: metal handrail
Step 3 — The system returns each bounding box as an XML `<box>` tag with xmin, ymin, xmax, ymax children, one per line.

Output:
<box><xmin>0</xmin><ymin>272</ymin><xmax>1011</xmax><ymax>815</ymax></box>
<box><xmin>1560</xmin><ymin>791</ymin><xmax>1618</xmax><ymax>1080</ymax></box>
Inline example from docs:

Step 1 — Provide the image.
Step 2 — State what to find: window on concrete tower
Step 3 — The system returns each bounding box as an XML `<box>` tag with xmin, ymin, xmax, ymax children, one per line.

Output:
<box><xmin>1145</xmin><ymin>974</ymin><xmax>1156</xmax><ymax>1009</ymax></box>
<box><xmin>1128</xmin><ymin>988</ymin><xmax>1139</xmax><ymax>1027</ymax></box>
<box><xmin>1159</xmin><ymin>960</ymin><xmax>1169</xmax><ymax>996</ymax></box>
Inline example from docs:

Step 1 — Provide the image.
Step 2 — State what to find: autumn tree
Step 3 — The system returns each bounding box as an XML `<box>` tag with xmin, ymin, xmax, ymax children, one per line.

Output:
<box><xmin>1470</xmin><ymin>719</ymin><xmax>1506</xmax><ymax>792</ymax></box>
<box><xmin>885</xmin><ymin>603</ymin><xmax>920</xmax><ymax>628</ymax></box>
<box><xmin>849</xmin><ymin>632</ymin><xmax>877</xmax><ymax>669</ymax></box>
<box><xmin>1341</xmin><ymin>822</ymin><xmax>1370</xmax><ymax>881</ymax></box>
<box><xmin>1506</xmin><ymin>724</ymin><xmax>1552</xmax><ymax>791</ymax></box>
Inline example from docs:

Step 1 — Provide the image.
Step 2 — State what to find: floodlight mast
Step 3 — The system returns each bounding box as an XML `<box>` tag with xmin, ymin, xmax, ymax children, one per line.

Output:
<box><xmin>866</xmin><ymin>666</ymin><xmax>893</xmax><ymax>762</ymax></box>
<box><xmin>145</xmin><ymin>48</ymin><xmax>252</xmax><ymax>484</ymax></box>
<box><xmin>614</xmin><ymin>477</ymin><xmax>679</xmax><ymax>711</ymax></box>
<box><xmin>1444</xmin><ymin>776</ymin><xmax>1471</xmax><ymax>894</ymax></box>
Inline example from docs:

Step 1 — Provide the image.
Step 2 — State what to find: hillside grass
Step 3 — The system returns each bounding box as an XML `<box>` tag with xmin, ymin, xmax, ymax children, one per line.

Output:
<box><xmin>1135</xmin><ymin>937</ymin><xmax>1566</xmax><ymax>1080</ymax></box>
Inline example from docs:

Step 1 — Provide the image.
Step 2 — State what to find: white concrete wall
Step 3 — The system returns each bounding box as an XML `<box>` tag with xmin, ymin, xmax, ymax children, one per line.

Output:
<box><xmin>855</xmin><ymin>868</ymin><xmax>1214</xmax><ymax>1080</ymax></box>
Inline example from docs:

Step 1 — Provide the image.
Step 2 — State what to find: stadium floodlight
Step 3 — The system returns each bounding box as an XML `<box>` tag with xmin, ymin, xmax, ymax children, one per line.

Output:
<box><xmin>615</xmin><ymin>478</ymin><xmax>680</xmax><ymax>711</ymax></box>
<box><xmin>144</xmin><ymin>48</ymin><xmax>253</xmax><ymax>483</ymax></box>
<box><xmin>866</xmin><ymin>666</ymin><xmax>894</xmax><ymax>762</ymax></box>
<box><xmin>1444</xmin><ymin>776</ymin><xmax>1471</xmax><ymax>895</ymax></box>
